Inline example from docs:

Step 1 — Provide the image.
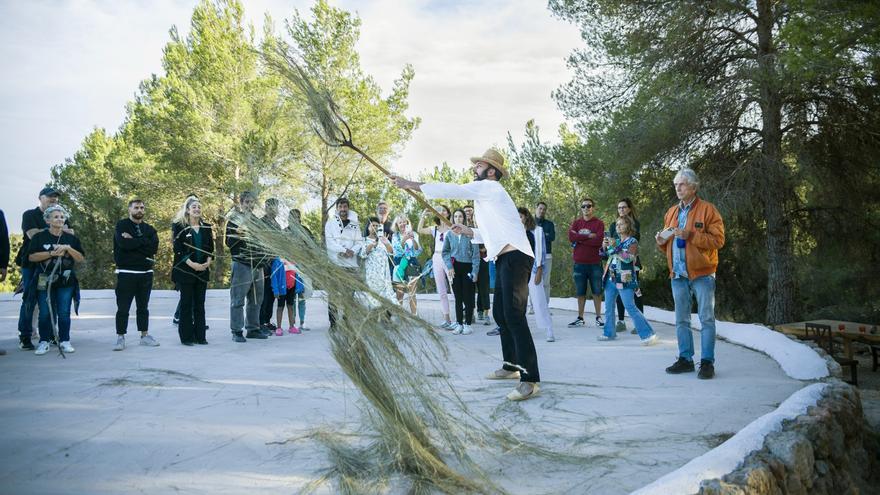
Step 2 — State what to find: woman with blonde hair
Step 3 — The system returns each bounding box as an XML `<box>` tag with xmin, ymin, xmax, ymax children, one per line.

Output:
<box><xmin>599</xmin><ymin>215</ymin><xmax>656</xmax><ymax>345</ymax></box>
<box><xmin>26</xmin><ymin>204</ymin><xmax>85</xmax><ymax>355</ymax></box>
<box><xmin>391</xmin><ymin>214</ymin><xmax>422</xmax><ymax>315</ymax></box>
<box><xmin>172</xmin><ymin>196</ymin><xmax>214</xmax><ymax>346</ymax></box>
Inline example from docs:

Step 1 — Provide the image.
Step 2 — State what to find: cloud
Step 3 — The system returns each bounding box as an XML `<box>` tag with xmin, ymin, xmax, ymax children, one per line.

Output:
<box><xmin>0</xmin><ymin>0</ymin><xmax>581</xmax><ymax>230</ymax></box>
<box><xmin>344</xmin><ymin>0</ymin><xmax>581</xmax><ymax>172</ymax></box>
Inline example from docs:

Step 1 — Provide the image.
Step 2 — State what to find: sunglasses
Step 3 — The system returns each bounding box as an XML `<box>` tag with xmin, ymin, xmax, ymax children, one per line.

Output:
<box><xmin>581</xmin><ymin>204</ymin><xmax>594</xmax><ymax>209</ymax></box>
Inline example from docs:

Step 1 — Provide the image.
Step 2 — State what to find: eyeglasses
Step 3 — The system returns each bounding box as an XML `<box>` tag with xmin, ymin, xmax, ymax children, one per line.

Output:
<box><xmin>617</xmin><ymin>206</ymin><xmax>628</xmax><ymax>210</ymax></box>
<box><xmin>581</xmin><ymin>204</ymin><xmax>593</xmax><ymax>209</ymax></box>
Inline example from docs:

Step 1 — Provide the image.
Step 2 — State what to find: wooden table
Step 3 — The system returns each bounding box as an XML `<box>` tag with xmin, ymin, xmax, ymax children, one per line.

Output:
<box><xmin>775</xmin><ymin>319</ymin><xmax>880</xmax><ymax>359</ymax></box>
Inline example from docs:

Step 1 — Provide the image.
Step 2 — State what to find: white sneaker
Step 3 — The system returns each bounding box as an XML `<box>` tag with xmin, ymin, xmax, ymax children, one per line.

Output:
<box><xmin>439</xmin><ymin>321</ymin><xmax>454</xmax><ymax>330</ymax></box>
<box><xmin>461</xmin><ymin>324</ymin><xmax>473</xmax><ymax>335</ymax></box>
<box><xmin>546</xmin><ymin>335</ymin><xmax>556</xmax><ymax>342</ymax></box>
<box><xmin>640</xmin><ymin>334</ymin><xmax>659</xmax><ymax>346</ymax></box>
<box><xmin>452</xmin><ymin>324</ymin><xmax>463</xmax><ymax>335</ymax></box>
<box><xmin>113</xmin><ymin>335</ymin><xmax>125</xmax><ymax>351</ymax></box>
<box><xmin>59</xmin><ymin>341</ymin><xmax>75</xmax><ymax>353</ymax></box>
<box><xmin>34</xmin><ymin>341</ymin><xmax>51</xmax><ymax>355</ymax></box>
<box><xmin>140</xmin><ymin>334</ymin><xmax>160</xmax><ymax>347</ymax></box>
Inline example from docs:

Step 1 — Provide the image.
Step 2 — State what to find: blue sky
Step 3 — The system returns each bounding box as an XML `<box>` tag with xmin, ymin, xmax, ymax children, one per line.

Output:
<box><xmin>0</xmin><ymin>0</ymin><xmax>581</xmax><ymax>232</ymax></box>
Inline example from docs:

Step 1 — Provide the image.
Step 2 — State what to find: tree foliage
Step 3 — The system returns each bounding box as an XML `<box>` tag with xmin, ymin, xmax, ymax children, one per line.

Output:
<box><xmin>547</xmin><ymin>0</ymin><xmax>880</xmax><ymax>323</ymax></box>
<box><xmin>45</xmin><ymin>0</ymin><xmax>418</xmax><ymax>290</ymax></box>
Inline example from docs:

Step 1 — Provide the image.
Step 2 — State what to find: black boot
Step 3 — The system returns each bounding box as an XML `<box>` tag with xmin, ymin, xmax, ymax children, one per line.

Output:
<box><xmin>232</xmin><ymin>332</ymin><xmax>247</xmax><ymax>343</ymax></box>
<box><xmin>245</xmin><ymin>330</ymin><xmax>268</xmax><ymax>339</ymax></box>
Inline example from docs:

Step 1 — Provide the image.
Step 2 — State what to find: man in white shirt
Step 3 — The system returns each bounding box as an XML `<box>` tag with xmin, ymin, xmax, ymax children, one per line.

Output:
<box><xmin>324</xmin><ymin>197</ymin><xmax>363</xmax><ymax>329</ymax></box>
<box><xmin>392</xmin><ymin>149</ymin><xmax>540</xmax><ymax>401</ymax></box>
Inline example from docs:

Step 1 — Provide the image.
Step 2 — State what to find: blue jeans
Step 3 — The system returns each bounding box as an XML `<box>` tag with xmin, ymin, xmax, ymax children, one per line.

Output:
<box><xmin>604</xmin><ymin>282</ymin><xmax>654</xmax><ymax>339</ymax></box>
<box><xmin>17</xmin><ymin>267</ymin><xmax>35</xmax><ymax>338</ymax></box>
<box><xmin>37</xmin><ymin>285</ymin><xmax>75</xmax><ymax>342</ymax></box>
<box><xmin>671</xmin><ymin>275</ymin><xmax>716</xmax><ymax>363</ymax></box>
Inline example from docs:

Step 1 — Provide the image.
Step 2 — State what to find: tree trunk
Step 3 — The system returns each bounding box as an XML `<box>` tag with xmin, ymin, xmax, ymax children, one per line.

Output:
<box><xmin>756</xmin><ymin>0</ymin><xmax>798</xmax><ymax>324</ymax></box>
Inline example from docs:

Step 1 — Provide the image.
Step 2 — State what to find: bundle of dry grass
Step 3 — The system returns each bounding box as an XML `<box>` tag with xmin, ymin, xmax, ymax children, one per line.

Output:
<box><xmin>236</xmin><ymin>211</ymin><xmax>507</xmax><ymax>493</ymax></box>
<box><xmin>262</xmin><ymin>41</ymin><xmax>450</xmax><ymax>227</ymax></box>
<box><xmin>250</xmin><ymin>43</ymin><xmax>581</xmax><ymax>495</ymax></box>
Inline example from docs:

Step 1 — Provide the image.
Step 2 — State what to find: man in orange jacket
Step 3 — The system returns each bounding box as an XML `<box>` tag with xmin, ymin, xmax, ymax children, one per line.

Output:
<box><xmin>656</xmin><ymin>168</ymin><xmax>725</xmax><ymax>379</ymax></box>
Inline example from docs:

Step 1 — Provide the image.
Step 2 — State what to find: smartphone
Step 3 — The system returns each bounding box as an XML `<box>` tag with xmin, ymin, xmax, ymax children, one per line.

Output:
<box><xmin>377</xmin><ymin>225</ymin><xmax>384</xmax><ymax>237</ymax></box>
<box><xmin>658</xmin><ymin>227</ymin><xmax>675</xmax><ymax>241</ymax></box>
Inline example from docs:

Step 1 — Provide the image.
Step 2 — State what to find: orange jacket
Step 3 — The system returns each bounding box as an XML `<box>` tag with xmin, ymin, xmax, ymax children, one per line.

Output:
<box><xmin>656</xmin><ymin>197</ymin><xmax>725</xmax><ymax>279</ymax></box>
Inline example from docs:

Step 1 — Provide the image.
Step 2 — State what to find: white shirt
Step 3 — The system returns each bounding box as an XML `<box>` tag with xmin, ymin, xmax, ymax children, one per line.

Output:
<box><xmin>324</xmin><ymin>211</ymin><xmax>363</xmax><ymax>269</ymax></box>
<box><xmin>421</xmin><ymin>180</ymin><xmax>534</xmax><ymax>261</ymax></box>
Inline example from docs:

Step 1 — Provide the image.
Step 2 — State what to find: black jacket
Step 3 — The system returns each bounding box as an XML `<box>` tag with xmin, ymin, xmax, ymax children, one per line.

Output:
<box><xmin>225</xmin><ymin>215</ymin><xmax>268</xmax><ymax>267</ymax></box>
<box><xmin>0</xmin><ymin>210</ymin><xmax>8</xmax><ymax>269</ymax></box>
<box><xmin>173</xmin><ymin>222</ymin><xmax>215</xmax><ymax>284</ymax></box>
<box><xmin>114</xmin><ymin>218</ymin><xmax>159</xmax><ymax>271</ymax></box>
<box><xmin>536</xmin><ymin>217</ymin><xmax>556</xmax><ymax>255</ymax></box>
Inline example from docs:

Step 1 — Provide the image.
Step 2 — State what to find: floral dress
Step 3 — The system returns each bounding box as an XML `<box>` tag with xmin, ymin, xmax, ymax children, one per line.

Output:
<box><xmin>360</xmin><ymin>239</ymin><xmax>396</xmax><ymax>303</ymax></box>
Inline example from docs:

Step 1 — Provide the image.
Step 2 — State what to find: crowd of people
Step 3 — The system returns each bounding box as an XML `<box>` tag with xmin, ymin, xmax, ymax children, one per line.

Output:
<box><xmin>3</xmin><ymin>149</ymin><xmax>724</xmax><ymax>393</ymax></box>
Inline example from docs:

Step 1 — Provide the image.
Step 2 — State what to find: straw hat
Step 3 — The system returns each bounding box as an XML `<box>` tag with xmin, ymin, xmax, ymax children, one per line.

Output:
<box><xmin>470</xmin><ymin>149</ymin><xmax>508</xmax><ymax>178</ymax></box>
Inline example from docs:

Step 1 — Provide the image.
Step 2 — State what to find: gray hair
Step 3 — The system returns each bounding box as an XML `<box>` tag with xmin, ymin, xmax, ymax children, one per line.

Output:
<box><xmin>43</xmin><ymin>204</ymin><xmax>69</xmax><ymax>222</ymax></box>
<box><xmin>674</xmin><ymin>168</ymin><xmax>700</xmax><ymax>189</ymax></box>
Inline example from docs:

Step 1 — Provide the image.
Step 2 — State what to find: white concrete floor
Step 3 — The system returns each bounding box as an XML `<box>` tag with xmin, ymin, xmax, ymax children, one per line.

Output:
<box><xmin>0</xmin><ymin>290</ymin><xmax>807</xmax><ymax>494</ymax></box>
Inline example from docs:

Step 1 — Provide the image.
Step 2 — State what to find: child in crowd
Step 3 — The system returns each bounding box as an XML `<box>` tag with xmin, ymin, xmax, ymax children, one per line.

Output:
<box><xmin>271</xmin><ymin>257</ymin><xmax>307</xmax><ymax>335</ymax></box>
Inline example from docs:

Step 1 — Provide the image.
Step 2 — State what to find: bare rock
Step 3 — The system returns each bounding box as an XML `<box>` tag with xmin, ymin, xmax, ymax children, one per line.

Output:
<box><xmin>697</xmin><ymin>382</ymin><xmax>880</xmax><ymax>495</ymax></box>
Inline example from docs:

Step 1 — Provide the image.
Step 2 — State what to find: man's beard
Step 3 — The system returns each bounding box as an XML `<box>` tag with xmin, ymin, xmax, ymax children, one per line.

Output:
<box><xmin>473</xmin><ymin>168</ymin><xmax>489</xmax><ymax>181</ymax></box>
<box><xmin>132</xmin><ymin>213</ymin><xmax>144</xmax><ymax>220</ymax></box>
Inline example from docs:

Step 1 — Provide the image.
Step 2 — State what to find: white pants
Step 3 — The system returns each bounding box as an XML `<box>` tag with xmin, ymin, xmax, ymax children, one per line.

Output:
<box><xmin>528</xmin><ymin>276</ymin><xmax>553</xmax><ymax>338</ymax></box>
<box><xmin>542</xmin><ymin>254</ymin><xmax>553</xmax><ymax>304</ymax></box>
<box><xmin>432</xmin><ymin>253</ymin><xmax>450</xmax><ymax>317</ymax></box>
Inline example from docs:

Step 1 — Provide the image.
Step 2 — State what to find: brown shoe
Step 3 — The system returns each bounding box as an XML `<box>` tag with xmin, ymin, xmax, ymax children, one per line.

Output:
<box><xmin>485</xmin><ymin>369</ymin><xmax>520</xmax><ymax>380</ymax></box>
<box><xmin>507</xmin><ymin>382</ymin><xmax>540</xmax><ymax>401</ymax></box>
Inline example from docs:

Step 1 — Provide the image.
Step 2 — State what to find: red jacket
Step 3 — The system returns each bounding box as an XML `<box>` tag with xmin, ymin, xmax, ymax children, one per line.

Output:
<box><xmin>569</xmin><ymin>216</ymin><xmax>605</xmax><ymax>264</ymax></box>
<box><xmin>657</xmin><ymin>197</ymin><xmax>725</xmax><ymax>279</ymax></box>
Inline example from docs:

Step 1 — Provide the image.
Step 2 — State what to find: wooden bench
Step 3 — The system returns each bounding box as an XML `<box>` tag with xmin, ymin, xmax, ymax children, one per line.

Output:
<box><xmin>807</xmin><ymin>323</ymin><xmax>858</xmax><ymax>386</ymax></box>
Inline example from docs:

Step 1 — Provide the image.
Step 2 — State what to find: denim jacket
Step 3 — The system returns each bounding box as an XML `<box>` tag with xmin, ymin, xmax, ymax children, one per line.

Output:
<box><xmin>441</xmin><ymin>232</ymin><xmax>480</xmax><ymax>279</ymax></box>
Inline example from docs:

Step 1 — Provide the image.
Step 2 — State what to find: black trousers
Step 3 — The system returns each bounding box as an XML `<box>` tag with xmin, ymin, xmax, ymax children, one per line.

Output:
<box><xmin>178</xmin><ymin>279</ymin><xmax>207</xmax><ymax>344</ymax></box>
<box><xmin>452</xmin><ymin>262</ymin><xmax>476</xmax><ymax>324</ymax></box>
<box><xmin>493</xmin><ymin>250</ymin><xmax>540</xmax><ymax>383</ymax></box>
<box><xmin>476</xmin><ymin>259</ymin><xmax>490</xmax><ymax>313</ymax></box>
<box><xmin>115</xmin><ymin>272</ymin><xmax>153</xmax><ymax>335</ymax></box>
<box><xmin>259</xmin><ymin>266</ymin><xmax>276</xmax><ymax>326</ymax></box>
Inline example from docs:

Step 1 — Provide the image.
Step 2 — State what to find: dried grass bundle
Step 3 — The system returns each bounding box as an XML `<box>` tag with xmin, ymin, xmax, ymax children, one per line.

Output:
<box><xmin>235</xmin><ymin>211</ymin><xmax>506</xmax><ymax>493</ymax></box>
<box><xmin>262</xmin><ymin>41</ymin><xmax>450</xmax><ymax>226</ymax></box>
